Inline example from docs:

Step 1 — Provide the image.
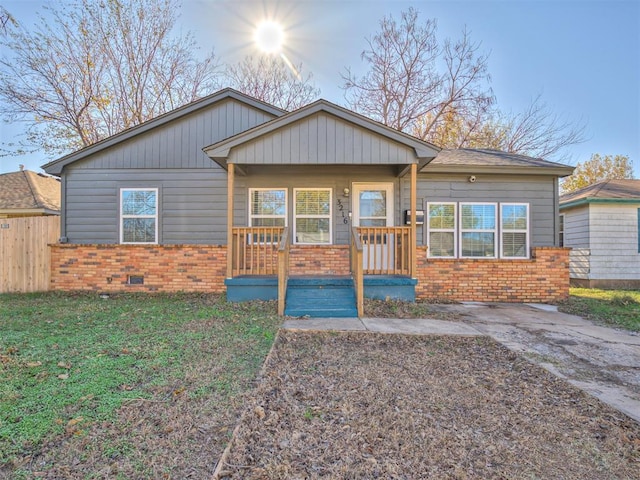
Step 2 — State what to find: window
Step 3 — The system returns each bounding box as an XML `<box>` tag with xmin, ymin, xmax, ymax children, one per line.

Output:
<box><xmin>427</xmin><ymin>203</ymin><xmax>456</xmax><ymax>257</ymax></box>
<box><xmin>249</xmin><ymin>189</ymin><xmax>287</xmax><ymax>227</ymax></box>
<box><xmin>294</xmin><ymin>188</ymin><xmax>331</xmax><ymax>244</ymax></box>
<box><xmin>501</xmin><ymin>204</ymin><xmax>529</xmax><ymax>258</ymax></box>
<box><xmin>120</xmin><ymin>188</ymin><xmax>158</xmax><ymax>244</ymax></box>
<box><xmin>460</xmin><ymin>203</ymin><xmax>497</xmax><ymax>258</ymax></box>
<box><xmin>559</xmin><ymin>214</ymin><xmax>565</xmax><ymax>247</ymax></box>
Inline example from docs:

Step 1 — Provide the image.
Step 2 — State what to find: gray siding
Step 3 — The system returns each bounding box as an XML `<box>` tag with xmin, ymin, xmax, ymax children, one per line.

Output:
<box><xmin>408</xmin><ymin>173</ymin><xmax>558</xmax><ymax>246</ymax></box>
<box><xmin>235</xmin><ymin>165</ymin><xmax>399</xmax><ymax>245</ymax></box>
<box><xmin>65</xmin><ymin>168</ymin><xmax>227</xmax><ymax>244</ymax></box>
<box><xmin>70</xmin><ymin>99</ymin><xmax>275</xmax><ymax>170</ymax></box>
<box><xmin>229</xmin><ymin>113</ymin><xmax>416</xmax><ymax>165</ymax></box>
<box><xmin>63</xmin><ymin>98</ymin><xmax>275</xmax><ymax>243</ymax></box>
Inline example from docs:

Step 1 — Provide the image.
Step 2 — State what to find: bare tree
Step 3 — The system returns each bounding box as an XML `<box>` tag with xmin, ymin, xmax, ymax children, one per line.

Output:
<box><xmin>226</xmin><ymin>55</ymin><xmax>320</xmax><ymax>111</ymax></box>
<box><xmin>561</xmin><ymin>154</ymin><xmax>634</xmax><ymax>193</ymax></box>
<box><xmin>343</xmin><ymin>8</ymin><xmax>585</xmax><ymax>161</ymax></box>
<box><xmin>342</xmin><ymin>8</ymin><xmax>493</xmax><ymax>140</ymax></box>
<box><xmin>0</xmin><ymin>0</ymin><xmax>220</xmax><ymax>156</ymax></box>
<box><xmin>484</xmin><ymin>95</ymin><xmax>586</xmax><ymax>161</ymax></box>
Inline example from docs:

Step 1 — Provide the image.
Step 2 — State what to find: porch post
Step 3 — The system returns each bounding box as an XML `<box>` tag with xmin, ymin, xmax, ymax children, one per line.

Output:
<box><xmin>226</xmin><ymin>163</ymin><xmax>235</xmax><ymax>278</ymax></box>
<box><xmin>410</xmin><ymin>163</ymin><xmax>417</xmax><ymax>278</ymax></box>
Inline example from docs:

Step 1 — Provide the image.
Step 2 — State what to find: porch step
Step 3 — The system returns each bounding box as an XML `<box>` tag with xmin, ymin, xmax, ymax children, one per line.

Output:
<box><xmin>284</xmin><ymin>276</ymin><xmax>358</xmax><ymax>318</ymax></box>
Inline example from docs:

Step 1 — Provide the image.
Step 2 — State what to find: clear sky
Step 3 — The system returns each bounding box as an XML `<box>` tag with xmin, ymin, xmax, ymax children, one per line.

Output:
<box><xmin>1</xmin><ymin>0</ymin><xmax>638</xmax><ymax>175</ymax></box>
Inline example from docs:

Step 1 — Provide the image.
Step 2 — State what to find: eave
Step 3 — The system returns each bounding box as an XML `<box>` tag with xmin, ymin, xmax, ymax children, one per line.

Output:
<box><xmin>559</xmin><ymin>197</ymin><xmax>640</xmax><ymax>210</ymax></box>
<box><xmin>420</xmin><ymin>164</ymin><xmax>575</xmax><ymax>177</ymax></box>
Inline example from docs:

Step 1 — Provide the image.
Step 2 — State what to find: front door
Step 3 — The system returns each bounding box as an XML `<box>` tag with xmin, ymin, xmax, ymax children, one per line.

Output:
<box><xmin>352</xmin><ymin>183</ymin><xmax>394</xmax><ymax>270</ymax></box>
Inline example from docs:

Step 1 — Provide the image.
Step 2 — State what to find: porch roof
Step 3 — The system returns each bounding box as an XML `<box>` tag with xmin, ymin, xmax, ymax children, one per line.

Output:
<box><xmin>203</xmin><ymin>100</ymin><xmax>440</xmax><ymax>170</ymax></box>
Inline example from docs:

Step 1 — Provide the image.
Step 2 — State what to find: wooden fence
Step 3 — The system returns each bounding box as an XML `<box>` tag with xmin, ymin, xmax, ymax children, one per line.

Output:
<box><xmin>0</xmin><ymin>216</ymin><xmax>60</xmax><ymax>293</ymax></box>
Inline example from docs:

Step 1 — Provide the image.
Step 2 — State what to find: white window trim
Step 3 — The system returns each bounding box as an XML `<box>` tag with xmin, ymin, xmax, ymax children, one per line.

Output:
<box><xmin>120</xmin><ymin>188</ymin><xmax>158</xmax><ymax>244</ymax></box>
<box><xmin>427</xmin><ymin>202</ymin><xmax>457</xmax><ymax>258</ymax></box>
<box><xmin>459</xmin><ymin>202</ymin><xmax>497</xmax><ymax>259</ymax></box>
<box><xmin>248</xmin><ymin>188</ymin><xmax>288</xmax><ymax>227</ymax></box>
<box><xmin>352</xmin><ymin>182</ymin><xmax>394</xmax><ymax>227</ymax></box>
<box><xmin>500</xmin><ymin>203</ymin><xmax>530</xmax><ymax>259</ymax></box>
<box><xmin>293</xmin><ymin>188</ymin><xmax>332</xmax><ymax>245</ymax></box>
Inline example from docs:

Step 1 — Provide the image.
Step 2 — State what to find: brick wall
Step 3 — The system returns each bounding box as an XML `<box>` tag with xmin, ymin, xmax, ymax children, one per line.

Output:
<box><xmin>50</xmin><ymin>243</ymin><xmax>570</xmax><ymax>302</ymax></box>
<box><xmin>50</xmin><ymin>244</ymin><xmax>226</xmax><ymax>293</ymax></box>
<box><xmin>415</xmin><ymin>246</ymin><xmax>570</xmax><ymax>303</ymax></box>
<box><xmin>289</xmin><ymin>245</ymin><xmax>351</xmax><ymax>276</ymax></box>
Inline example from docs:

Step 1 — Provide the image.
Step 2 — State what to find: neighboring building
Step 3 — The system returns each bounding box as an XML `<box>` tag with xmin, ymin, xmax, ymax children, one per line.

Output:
<box><xmin>43</xmin><ymin>88</ymin><xmax>573</xmax><ymax>316</ymax></box>
<box><xmin>560</xmin><ymin>179</ymin><xmax>640</xmax><ymax>289</ymax></box>
<box><xmin>0</xmin><ymin>167</ymin><xmax>61</xmax><ymax>218</ymax></box>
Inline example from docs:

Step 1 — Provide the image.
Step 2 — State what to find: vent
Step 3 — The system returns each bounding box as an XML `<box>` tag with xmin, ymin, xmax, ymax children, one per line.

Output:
<box><xmin>128</xmin><ymin>275</ymin><xmax>144</xmax><ymax>285</ymax></box>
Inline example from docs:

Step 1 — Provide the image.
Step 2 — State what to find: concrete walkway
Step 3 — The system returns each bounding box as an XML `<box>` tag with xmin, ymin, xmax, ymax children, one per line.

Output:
<box><xmin>283</xmin><ymin>303</ymin><xmax>640</xmax><ymax>424</ymax></box>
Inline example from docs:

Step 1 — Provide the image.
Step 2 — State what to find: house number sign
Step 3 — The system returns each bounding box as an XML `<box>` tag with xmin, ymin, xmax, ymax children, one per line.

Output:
<box><xmin>337</xmin><ymin>199</ymin><xmax>348</xmax><ymax>224</ymax></box>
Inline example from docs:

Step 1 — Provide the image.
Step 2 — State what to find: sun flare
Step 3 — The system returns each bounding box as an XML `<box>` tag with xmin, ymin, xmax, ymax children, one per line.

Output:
<box><xmin>254</xmin><ymin>20</ymin><xmax>284</xmax><ymax>54</ymax></box>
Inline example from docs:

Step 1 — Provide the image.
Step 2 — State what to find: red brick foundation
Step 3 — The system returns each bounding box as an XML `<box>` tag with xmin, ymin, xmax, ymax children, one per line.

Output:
<box><xmin>415</xmin><ymin>246</ymin><xmax>570</xmax><ymax>303</ymax></box>
<box><xmin>50</xmin><ymin>244</ymin><xmax>226</xmax><ymax>293</ymax></box>
<box><xmin>289</xmin><ymin>245</ymin><xmax>350</xmax><ymax>276</ymax></box>
<box><xmin>50</xmin><ymin>244</ymin><xmax>570</xmax><ymax>302</ymax></box>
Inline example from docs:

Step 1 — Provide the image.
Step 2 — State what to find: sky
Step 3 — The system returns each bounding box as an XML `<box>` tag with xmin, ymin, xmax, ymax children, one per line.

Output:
<box><xmin>0</xmin><ymin>0</ymin><xmax>639</xmax><ymax>175</ymax></box>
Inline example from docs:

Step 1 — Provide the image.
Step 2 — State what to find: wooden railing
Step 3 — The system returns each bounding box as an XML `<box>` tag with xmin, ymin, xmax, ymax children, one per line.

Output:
<box><xmin>230</xmin><ymin>227</ymin><xmax>285</xmax><ymax>276</ymax></box>
<box><xmin>357</xmin><ymin>226</ymin><xmax>412</xmax><ymax>276</ymax></box>
<box><xmin>277</xmin><ymin>227</ymin><xmax>290</xmax><ymax>316</ymax></box>
<box><xmin>350</xmin><ymin>227</ymin><xmax>364</xmax><ymax>318</ymax></box>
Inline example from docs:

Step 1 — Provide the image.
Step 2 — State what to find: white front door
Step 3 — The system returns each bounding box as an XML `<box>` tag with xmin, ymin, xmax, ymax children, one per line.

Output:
<box><xmin>352</xmin><ymin>183</ymin><xmax>394</xmax><ymax>270</ymax></box>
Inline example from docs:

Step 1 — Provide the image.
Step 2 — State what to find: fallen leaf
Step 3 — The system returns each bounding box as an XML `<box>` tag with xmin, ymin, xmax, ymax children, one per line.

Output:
<box><xmin>57</xmin><ymin>373</ymin><xmax>69</xmax><ymax>380</ymax></box>
<box><xmin>254</xmin><ymin>406</ymin><xmax>266</xmax><ymax>419</ymax></box>
<box><xmin>26</xmin><ymin>361</ymin><xmax>42</xmax><ymax>367</ymax></box>
<box><xmin>119</xmin><ymin>384</ymin><xmax>133</xmax><ymax>391</ymax></box>
<box><xmin>67</xmin><ymin>417</ymin><xmax>84</xmax><ymax>427</ymax></box>
<box><xmin>57</xmin><ymin>361</ymin><xmax>71</xmax><ymax>369</ymax></box>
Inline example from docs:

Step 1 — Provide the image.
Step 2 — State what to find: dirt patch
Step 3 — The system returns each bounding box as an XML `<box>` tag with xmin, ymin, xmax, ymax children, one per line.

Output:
<box><xmin>218</xmin><ymin>331</ymin><xmax>640</xmax><ymax>479</ymax></box>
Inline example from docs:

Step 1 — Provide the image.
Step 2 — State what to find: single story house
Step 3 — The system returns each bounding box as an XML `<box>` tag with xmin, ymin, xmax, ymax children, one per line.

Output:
<box><xmin>560</xmin><ymin>179</ymin><xmax>640</xmax><ymax>289</ymax></box>
<box><xmin>0</xmin><ymin>167</ymin><xmax>61</xmax><ymax>218</ymax></box>
<box><xmin>43</xmin><ymin>88</ymin><xmax>572</xmax><ymax>316</ymax></box>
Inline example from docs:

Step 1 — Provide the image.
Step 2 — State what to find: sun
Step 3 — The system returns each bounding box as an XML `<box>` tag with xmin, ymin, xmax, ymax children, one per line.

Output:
<box><xmin>254</xmin><ymin>20</ymin><xmax>284</xmax><ymax>54</ymax></box>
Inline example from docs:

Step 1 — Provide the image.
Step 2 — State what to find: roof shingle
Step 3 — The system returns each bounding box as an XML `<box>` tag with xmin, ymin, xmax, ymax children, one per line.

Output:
<box><xmin>560</xmin><ymin>179</ymin><xmax>640</xmax><ymax>204</ymax></box>
<box><xmin>0</xmin><ymin>170</ymin><xmax>61</xmax><ymax>213</ymax></box>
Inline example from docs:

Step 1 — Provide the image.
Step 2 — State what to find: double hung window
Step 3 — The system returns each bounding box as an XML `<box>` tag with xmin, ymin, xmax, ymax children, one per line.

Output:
<box><xmin>120</xmin><ymin>188</ymin><xmax>158</xmax><ymax>244</ymax></box>
<box><xmin>427</xmin><ymin>202</ymin><xmax>529</xmax><ymax>259</ymax></box>
<box><xmin>294</xmin><ymin>188</ymin><xmax>331</xmax><ymax>244</ymax></box>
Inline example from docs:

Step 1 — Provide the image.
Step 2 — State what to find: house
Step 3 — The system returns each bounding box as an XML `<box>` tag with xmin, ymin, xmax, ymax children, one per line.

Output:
<box><xmin>560</xmin><ymin>179</ymin><xmax>640</xmax><ymax>289</ymax></box>
<box><xmin>0</xmin><ymin>167</ymin><xmax>61</xmax><ymax>218</ymax></box>
<box><xmin>43</xmin><ymin>88</ymin><xmax>573</xmax><ymax>316</ymax></box>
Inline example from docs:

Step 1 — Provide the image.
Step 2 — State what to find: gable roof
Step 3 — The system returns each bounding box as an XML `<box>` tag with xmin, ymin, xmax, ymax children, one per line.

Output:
<box><xmin>0</xmin><ymin>169</ymin><xmax>61</xmax><ymax>215</ymax></box>
<box><xmin>424</xmin><ymin>148</ymin><xmax>575</xmax><ymax>176</ymax></box>
<box><xmin>203</xmin><ymin>99</ymin><xmax>440</xmax><ymax>169</ymax></box>
<box><xmin>42</xmin><ymin>88</ymin><xmax>285</xmax><ymax>175</ymax></box>
<box><xmin>560</xmin><ymin>179</ymin><xmax>640</xmax><ymax>209</ymax></box>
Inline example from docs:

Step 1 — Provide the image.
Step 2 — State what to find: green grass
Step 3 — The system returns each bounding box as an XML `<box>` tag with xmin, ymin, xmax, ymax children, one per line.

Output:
<box><xmin>558</xmin><ymin>288</ymin><xmax>640</xmax><ymax>332</ymax></box>
<box><xmin>0</xmin><ymin>292</ymin><xmax>280</xmax><ymax>468</ymax></box>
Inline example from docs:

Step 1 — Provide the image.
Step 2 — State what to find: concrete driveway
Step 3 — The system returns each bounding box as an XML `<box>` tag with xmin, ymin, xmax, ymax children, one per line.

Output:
<box><xmin>283</xmin><ymin>303</ymin><xmax>640</xmax><ymax>424</ymax></box>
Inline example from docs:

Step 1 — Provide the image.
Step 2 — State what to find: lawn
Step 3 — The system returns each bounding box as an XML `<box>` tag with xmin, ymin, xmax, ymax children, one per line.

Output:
<box><xmin>0</xmin><ymin>292</ymin><xmax>280</xmax><ymax>479</ymax></box>
<box><xmin>218</xmin><ymin>331</ymin><xmax>640</xmax><ymax>479</ymax></box>
<box><xmin>558</xmin><ymin>288</ymin><xmax>640</xmax><ymax>332</ymax></box>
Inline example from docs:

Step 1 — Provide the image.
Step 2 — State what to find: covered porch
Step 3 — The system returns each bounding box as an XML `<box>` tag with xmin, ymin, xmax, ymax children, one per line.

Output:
<box><xmin>203</xmin><ymin>100</ymin><xmax>439</xmax><ymax>317</ymax></box>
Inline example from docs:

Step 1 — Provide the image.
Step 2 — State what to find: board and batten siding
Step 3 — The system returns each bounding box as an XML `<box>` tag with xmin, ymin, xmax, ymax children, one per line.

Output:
<box><xmin>228</xmin><ymin>112</ymin><xmax>416</xmax><ymax>166</ymax></box>
<box><xmin>587</xmin><ymin>203</ymin><xmax>640</xmax><ymax>280</ymax></box>
<box><xmin>69</xmin><ymin>99</ymin><xmax>276</xmax><ymax>171</ymax></box>
<box><xmin>410</xmin><ymin>173</ymin><xmax>559</xmax><ymax>247</ymax></box>
<box><xmin>62</xmin><ymin>99</ymin><xmax>276</xmax><ymax>243</ymax></box>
